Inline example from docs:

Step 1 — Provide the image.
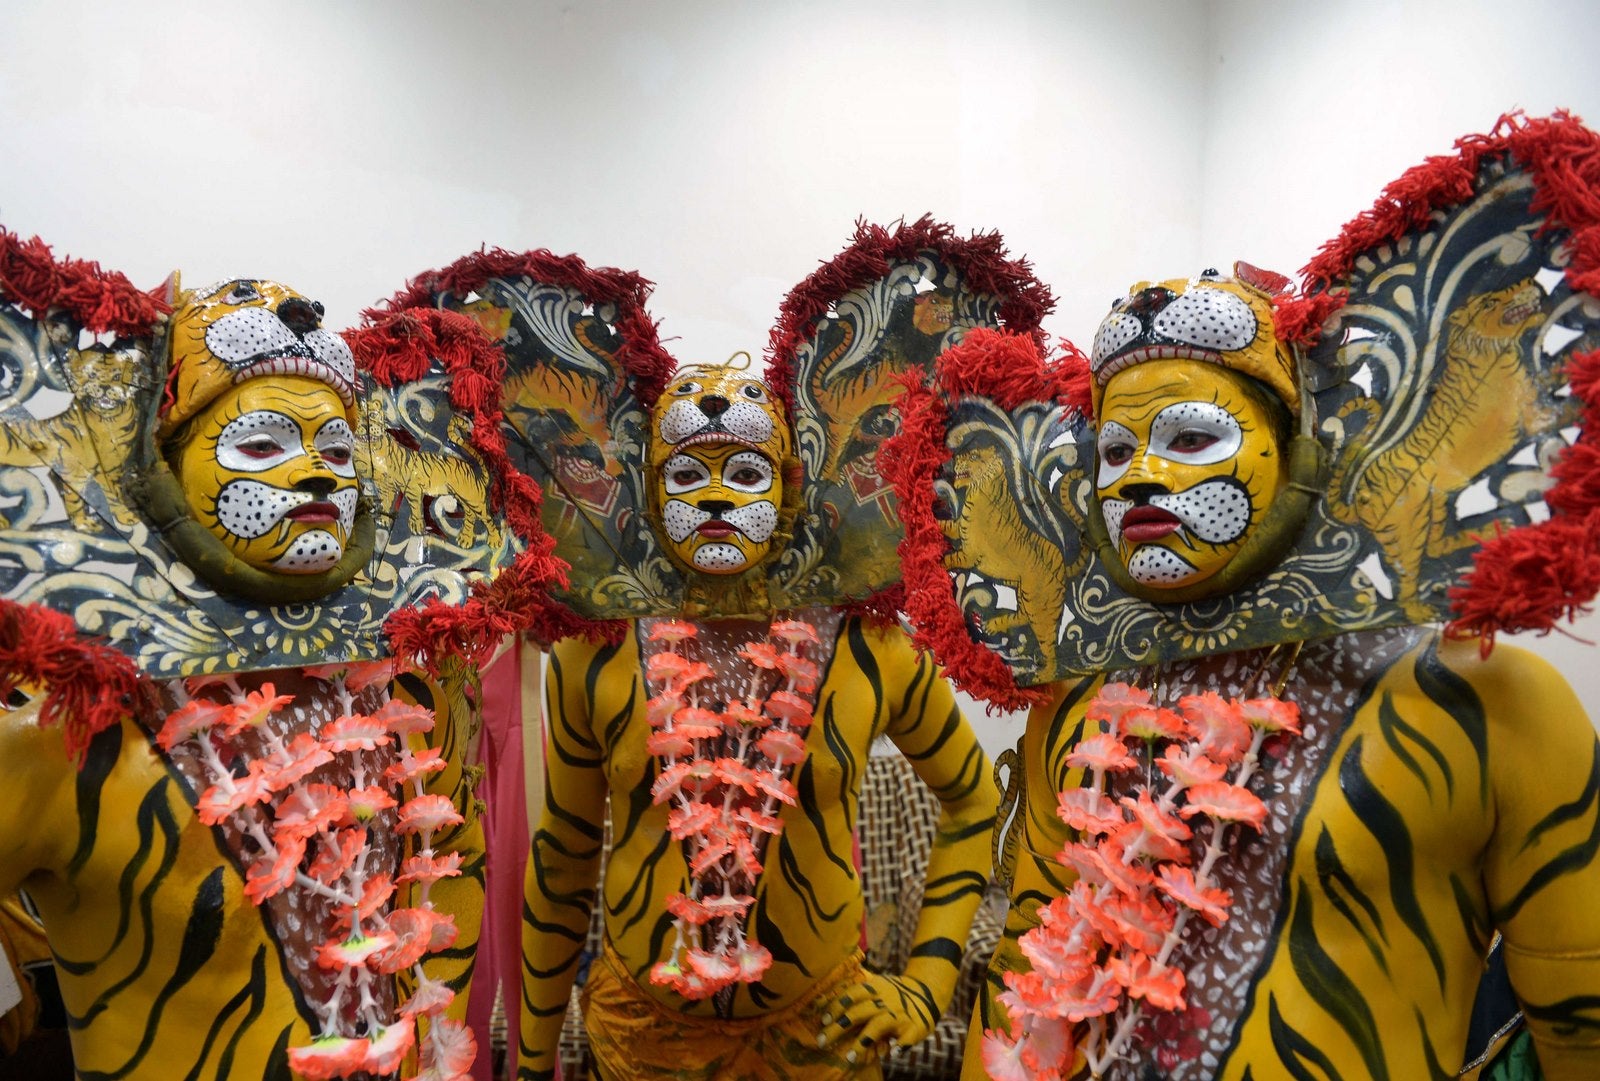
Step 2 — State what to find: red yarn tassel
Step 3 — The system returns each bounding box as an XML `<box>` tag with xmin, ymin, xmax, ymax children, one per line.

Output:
<box><xmin>879</xmin><ymin>366</ymin><xmax>1048</xmax><ymax>712</ymax></box>
<box><xmin>0</xmin><ymin>599</ymin><xmax>141</xmax><ymax>766</ymax></box>
<box><xmin>0</xmin><ymin>228</ymin><xmax>167</xmax><ymax>339</ymax></box>
<box><xmin>765</xmin><ymin>216</ymin><xmax>1054</xmax><ymax>417</ymax></box>
<box><xmin>368</xmin><ymin>247</ymin><xmax>676</xmax><ymax>407</ymax></box>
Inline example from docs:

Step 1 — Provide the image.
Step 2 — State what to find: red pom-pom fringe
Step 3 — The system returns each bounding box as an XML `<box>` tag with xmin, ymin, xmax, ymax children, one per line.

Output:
<box><xmin>348</xmin><ymin>307</ymin><xmax>621</xmax><ymax>673</ymax></box>
<box><xmin>1281</xmin><ymin>112</ymin><xmax>1600</xmax><ymax>643</ymax></box>
<box><xmin>0</xmin><ymin>227</ymin><xmax>167</xmax><ymax>339</ymax></box>
<box><xmin>369</xmin><ymin>247</ymin><xmax>677</xmax><ymax>408</ymax></box>
<box><xmin>764</xmin><ymin>216</ymin><xmax>1054</xmax><ymax>418</ymax></box>
<box><xmin>879</xmin><ymin>334</ymin><xmax>1082</xmax><ymax>711</ymax></box>
<box><xmin>0</xmin><ymin>599</ymin><xmax>141</xmax><ymax>766</ymax></box>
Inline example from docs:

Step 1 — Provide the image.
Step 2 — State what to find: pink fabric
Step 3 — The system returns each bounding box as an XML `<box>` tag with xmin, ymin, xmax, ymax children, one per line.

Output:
<box><xmin>468</xmin><ymin>640</ymin><xmax>533</xmax><ymax>1080</ymax></box>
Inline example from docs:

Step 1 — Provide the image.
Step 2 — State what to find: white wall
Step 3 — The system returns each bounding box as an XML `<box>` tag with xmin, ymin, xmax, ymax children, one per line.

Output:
<box><xmin>1</xmin><ymin>0</ymin><xmax>1596</xmax><ymax>754</ymax></box>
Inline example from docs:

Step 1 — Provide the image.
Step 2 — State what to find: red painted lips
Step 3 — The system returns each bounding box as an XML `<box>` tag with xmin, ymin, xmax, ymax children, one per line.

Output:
<box><xmin>286</xmin><ymin>501</ymin><xmax>340</xmax><ymax>523</ymax></box>
<box><xmin>1120</xmin><ymin>505</ymin><xmax>1182</xmax><ymax>542</ymax></box>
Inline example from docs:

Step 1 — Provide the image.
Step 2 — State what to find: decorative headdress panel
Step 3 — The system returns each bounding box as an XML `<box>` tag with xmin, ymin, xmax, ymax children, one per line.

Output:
<box><xmin>393</xmin><ymin>218</ymin><xmax>1053</xmax><ymax>623</ymax></box>
<box><xmin>0</xmin><ymin>230</ymin><xmax>563</xmax><ymax>697</ymax></box>
<box><xmin>883</xmin><ymin>113</ymin><xmax>1600</xmax><ymax>707</ymax></box>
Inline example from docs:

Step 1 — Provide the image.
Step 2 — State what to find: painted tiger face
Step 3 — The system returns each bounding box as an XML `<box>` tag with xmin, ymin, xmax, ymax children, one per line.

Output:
<box><xmin>159</xmin><ymin>278</ymin><xmax>357</xmax><ymax>440</ymax></box>
<box><xmin>169</xmin><ymin>375</ymin><xmax>360</xmax><ymax>574</ymax></box>
<box><xmin>657</xmin><ymin>442</ymin><xmax>781</xmax><ymax>574</ymax></box>
<box><xmin>1096</xmin><ymin>359</ymin><xmax>1285</xmax><ymax>590</ymax></box>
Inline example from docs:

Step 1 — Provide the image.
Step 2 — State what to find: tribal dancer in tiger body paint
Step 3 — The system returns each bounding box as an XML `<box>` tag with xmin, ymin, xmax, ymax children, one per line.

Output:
<box><xmin>520</xmin><ymin>365</ymin><xmax>999</xmax><ymax>1081</ymax></box>
<box><xmin>0</xmin><ymin>255</ymin><xmax>509</xmax><ymax>1080</ymax></box>
<box><xmin>910</xmin><ymin>260</ymin><xmax>1600</xmax><ymax>1080</ymax></box>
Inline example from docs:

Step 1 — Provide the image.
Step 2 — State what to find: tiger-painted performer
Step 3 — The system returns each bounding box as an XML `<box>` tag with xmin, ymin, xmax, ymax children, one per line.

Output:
<box><xmin>0</xmin><ymin>232</ymin><xmax>564</xmax><ymax>1080</ymax></box>
<box><xmin>392</xmin><ymin>222</ymin><xmax>1053</xmax><ymax>1080</ymax></box>
<box><xmin>880</xmin><ymin>115</ymin><xmax>1600</xmax><ymax>1081</ymax></box>
<box><xmin>522</xmin><ymin>365</ymin><xmax>997</xmax><ymax>1081</ymax></box>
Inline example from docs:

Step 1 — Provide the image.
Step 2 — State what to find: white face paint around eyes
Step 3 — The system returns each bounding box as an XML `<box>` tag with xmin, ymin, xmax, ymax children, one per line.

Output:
<box><xmin>314</xmin><ymin>417</ymin><xmax>357</xmax><ymax>478</ymax></box>
<box><xmin>216</xmin><ymin>411</ymin><xmax>307</xmax><ymax>472</ymax></box>
<box><xmin>1096</xmin><ymin>420</ymin><xmax>1138</xmax><ymax>487</ymax></box>
<box><xmin>1148</xmin><ymin>401</ymin><xmax>1243</xmax><ymax>465</ymax></box>
<box><xmin>722</xmin><ymin>451</ymin><xmax>774</xmax><ymax>494</ymax></box>
<box><xmin>664</xmin><ymin>454</ymin><xmax>711</xmax><ymax>495</ymax></box>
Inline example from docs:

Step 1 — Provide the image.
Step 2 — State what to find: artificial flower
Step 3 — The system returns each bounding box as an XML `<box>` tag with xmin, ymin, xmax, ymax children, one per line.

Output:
<box><xmin>1156</xmin><ymin>743</ymin><xmax>1227</xmax><ymax>787</ymax></box>
<box><xmin>764</xmin><ymin>690</ymin><xmax>813</xmax><ymax>725</ymax></box>
<box><xmin>362</xmin><ymin>1022</ymin><xmax>416</xmax><ymax>1075</ymax></box>
<box><xmin>1179</xmin><ymin>691</ymin><xmax>1252</xmax><ymax>764</ymax></box>
<box><xmin>735</xmin><ymin>806</ymin><xmax>783</xmax><ymax>835</ymax></box>
<box><xmin>775</xmin><ymin>652</ymin><xmax>819</xmax><ymax>690</ymax></box>
<box><xmin>286</xmin><ymin>1035</ymin><xmax>369</xmax><ymax>1080</ymax></box>
<box><xmin>1063</xmin><ymin>732</ymin><xmax>1138</xmax><ymax>774</ymax></box>
<box><xmin>736</xmin><ymin>942</ymin><xmax>772</xmax><ymax>981</ymax></box>
<box><xmin>753</xmin><ymin>771</ymin><xmax>797</xmax><ymax>806</ymax></box>
<box><xmin>243</xmin><ymin>834</ymin><xmax>305</xmax><ymax>904</ymax></box>
<box><xmin>714</xmin><ymin>757</ymin><xmax>761</xmax><ymax>795</ymax></box>
<box><xmin>416</xmin><ymin>1017</ymin><xmax>478</xmax><ymax>1080</ymax></box>
<box><xmin>398</xmin><ymin>851</ymin><xmax>464</xmax><ymax>886</ymax></box>
<box><xmin>195</xmin><ymin>770</ymin><xmax>273</xmax><ymax>826</ymax></box>
<box><xmin>320</xmin><ymin>714</ymin><xmax>390</xmax><ymax>753</ymax></box>
<box><xmin>398</xmin><ymin>794</ymin><xmax>466</xmax><ymax>835</ymax></box>
<box><xmin>737</xmin><ymin>641</ymin><xmax>782</xmax><ymax>669</ymax></box>
<box><xmin>223</xmin><ymin>683</ymin><xmax>294</xmax><ymax>736</ymax></box>
<box><xmin>1054</xmin><ymin>788</ymin><xmax>1126</xmax><ymax>837</ymax></box>
<box><xmin>756</xmin><ymin>727</ymin><xmax>807</xmax><ymax>765</ymax></box>
<box><xmin>344</xmin><ymin>785</ymin><xmax>399</xmax><ymax>823</ymax></box>
<box><xmin>670</xmin><ymin>707</ymin><xmax>723</xmax><ymax>740</ymax></box>
<box><xmin>399</xmin><ymin>977</ymin><xmax>457</xmax><ymax>1019</ymax></box>
<box><xmin>1084</xmin><ymin>682</ymin><xmax>1153</xmax><ymax>729</ymax></box>
<box><xmin>666</xmin><ymin>801</ymin><xmax>719</xmax><ymax>840</ymax></box>
<box><xmin>665</xmin><ymin>892</ymin><xmax>714</xmax><ymax>925</ymax></box>
<box><xmin>1239</xmin><ymin>695</ymin><xmax>1302</xmax><ymax>734</ymax></box>
<box><xmin>263</xmin><ymin>732</ymin><xmax>334</xmax><ymax>791</ymax></box>
<box><xmin>384</xmin><ymin>746</ymin><xmax>446</xmax><ymax>786</ymax></box>
<box><xmin>1180</xmin><ymin>780</ymin><xmax>1267</xmax><ymax>830</ymax></box>
<box><xmin>1108</xmin><ymin>953</ymin><xmax>1187</xmax><ymax>1012</ymax></box>
<box><xmin>307</xmin><ymin>828</ymin><xmax>366</xmax><ymax>884</ymax></box>
<box><xmin>1119</xmin><ymin>704</ymin><xmax>1189</xmax><ymax>743</ymax></box>
<box><xmin>374</xmin><ymin>907</ymin><xmax>440</xmax><ymax>973</ymax></box>
<box><xmin>272</xmin><ymin>783</ymin><xmax>347</xmax><ymax>840</ymax></box>
<box><xmin>646</xmin><ymin>730</ymin><xmax>698</xmax><ymax>761</ymax></box>
<box><xmin>155</xmin><ymin>698</ymin><xmax>230</xmax><ymax>750</ymax></box>
<box><xmin>685</xmin><ymin>948</ymin><xmax>739</xmax><ymax>985</ymax></box>
<box><xmin>316</xmin><ymin>930</ymin><xmax>398</xmax><ymax>970</ymax></box>
<box><xmin>770</xmin><ymin>621</ymin><xmax>820</xmax><ymax>647</ymax></box>
<box><xmin>372</xmin><ymin>699</ymin><xmax>435</xmax><ymax>735</ymax></box>
<box><xmin>647</xmin><ymin>693</ymin><xmax>683</xmax><ymax>727</ymax></box>
<box><xmin>1154</xmin><ymin>864</ymin><xmax>1232</xmax><ymax>926</ymax></box>
<box><xmin>647</xmin><ymin>620</ymin><xmax>698</xmax><ymax>643</ymax></box>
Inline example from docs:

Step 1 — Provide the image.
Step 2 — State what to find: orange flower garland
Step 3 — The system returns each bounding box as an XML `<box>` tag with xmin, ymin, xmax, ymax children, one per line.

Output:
<box><xmin>982</xmin><ymin>684</ymin><xmax>1301</xmax><ymax>1081</ymax></box>
<box><xmin>156</xmin><ymin>660</ymin><xmax>476</xmax><ymax>1081</ymax></box>
<box><xmin>642</xmin><ymin>620</ymin><xmax>820</xmax><ymax>1001</ymax></box>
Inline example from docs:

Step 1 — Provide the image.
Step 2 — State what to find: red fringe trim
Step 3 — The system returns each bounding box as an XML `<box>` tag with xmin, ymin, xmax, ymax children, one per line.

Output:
<box><xmin>1269</xmin><ymin>111</ymin><xmax>1600</xmax><ymax>642</ymax></box>
<box><xmin>370</xmin><ymin>247</ymin><xmax>677</xmax><ymax>407</ymax></box>
<box><xmin>764</xmin><ymin>216</ymin><xmax>1054</xmax><ymax>417</ymax></box>
<box><xmin>0</xmin><ymin>599</ymin><xmax>141</xmax><ymax>766</ymax></box>
<box><xmin>877</xmin><ymin>326</ymin><xmax>1094</xmax><ymax>710</ymax></box>
<box><xmin>347</xmin><ymin>308</ymin><xmax>620</xmax><ymax>673</ymax></box>
<box><xmin>0</xmin><ymin>227</ymin><xmax>167</xmax><ymax>339</ymax></box>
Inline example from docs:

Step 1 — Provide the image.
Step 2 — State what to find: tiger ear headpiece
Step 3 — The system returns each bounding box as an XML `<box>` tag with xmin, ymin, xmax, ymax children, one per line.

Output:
<box><xmin>885</xmin><ymin>112</ymin><xmax>1600</xmax><ymax>707</ymax></box>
